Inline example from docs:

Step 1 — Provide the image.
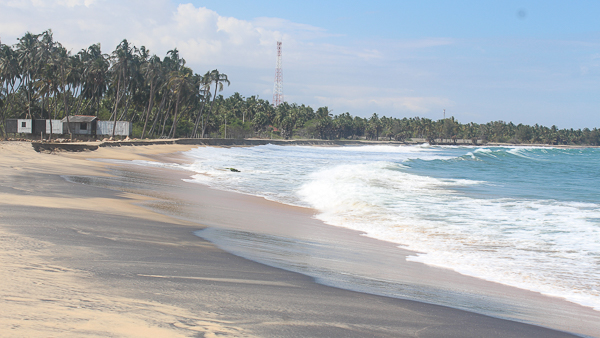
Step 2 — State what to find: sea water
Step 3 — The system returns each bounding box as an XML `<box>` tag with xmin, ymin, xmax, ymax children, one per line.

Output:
<box><xmin>180</xmin><ymin>144</ymin><xmax>600</xmax><ymax>312</ymax></box>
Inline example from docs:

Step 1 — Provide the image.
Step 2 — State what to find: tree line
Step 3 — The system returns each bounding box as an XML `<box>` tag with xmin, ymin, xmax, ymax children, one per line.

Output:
<box><xmin>1</xmin><ymin>30</ymin><xmax>599</xmax><ymax>145</ymax></box>
<box><xmin>0</xmin><ymin>30</ymin><xmax>229</xmax><ymax>139</ymax></box>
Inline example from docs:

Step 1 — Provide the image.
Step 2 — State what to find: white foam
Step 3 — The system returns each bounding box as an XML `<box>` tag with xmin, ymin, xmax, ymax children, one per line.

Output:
<box><xmin>177</xmin><ymin>144</ymin><xmax>600</xmax><ymax>311</ymax></box>
<box><xmin>297</xmin><ymin>161</ymin><xmax>600</xmax><ymax>310</ymax></box>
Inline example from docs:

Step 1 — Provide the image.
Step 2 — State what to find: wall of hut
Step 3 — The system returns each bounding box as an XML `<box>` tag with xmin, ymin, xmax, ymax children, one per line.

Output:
<box><xmin>5</xmin><ymin>118</ymin><xmax>131</xmax><ymax>138</ymax></box>
<box><xmin>97</xmin><ymin>121</ymin><xmax>132</xmax><ymax>136</ymax></box>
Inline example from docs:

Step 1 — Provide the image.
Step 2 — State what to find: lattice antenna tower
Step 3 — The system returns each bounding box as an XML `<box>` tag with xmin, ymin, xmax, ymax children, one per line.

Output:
<box><xmin>272</xmin><ymin>41</ymin><xmax>283</xmax><ymax>107</ymax></box>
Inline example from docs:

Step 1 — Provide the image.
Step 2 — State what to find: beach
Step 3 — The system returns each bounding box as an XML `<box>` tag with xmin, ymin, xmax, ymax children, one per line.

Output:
<box><xmin>0</xmin><ymin>141</ymin><xmax>595</xmax><ymax>337</ymax></box>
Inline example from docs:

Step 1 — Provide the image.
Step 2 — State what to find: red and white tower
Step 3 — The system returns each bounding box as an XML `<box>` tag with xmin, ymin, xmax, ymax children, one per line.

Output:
<box><xmin>272</xmin><ymin>41</ymin><xmax>283</xmax><ymax>107</ymax></box>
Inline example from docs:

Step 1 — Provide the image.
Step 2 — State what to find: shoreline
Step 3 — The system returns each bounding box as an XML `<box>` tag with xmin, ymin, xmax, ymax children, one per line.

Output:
<box><xmin>142</xmin><ymin>151</ymin><xmax>600</xmax><ymax>337</ymax></box>
<box><xmin>0</xmin><ymin>141</ymin><xmax>594</xmax><ymax>337</ymax></box>
<box><xmin>84</xmin><ymin>143</ymin><xmax>600</xmax><ymax>335</ymax></box>
<box><xmin>23</xmin><ymin>137</ymin><xmax>600</xmax><ymax>154</ymax></box>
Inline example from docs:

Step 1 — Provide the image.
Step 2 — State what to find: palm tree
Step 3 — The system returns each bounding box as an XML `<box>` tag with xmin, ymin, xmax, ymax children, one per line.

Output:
<box><xmin>15</xmin><ymin>31</ymin><xmax>42</xmax><ymax>119</ymax></box>
<box><xmin>0</xmin><ymin>42</ymin><xmax>22</xmax><ymax>136</ymax></box>
<box><xmin>36</xmin><ymin>31</ymin><xmax>55</xmax><ymax>122</ymax></box>
<box><xmin>35</xmin><ymin>32</ymin><xmax>58</xmax><ymax>138</ymax></box>
<box><xmin>191</xmin><ymin>72</ymin><xmax>211</xmax><ymax>138</ymax></box>
<box><xmin>140</xmin><ymin>54</ymin><xmax>162</xmax><ymax>138</ymax></box>
<box><xmin>109</xmin><ymin>39</ymin><xmax>135</xmax><ymax>138</ymax></box>
<box><xmin>36</xmin><ymin>63</ymin><xmax>58</xmax><ymax>139</ymax></box>
<box><xmin>166</xmin><ymin>66</ymin><xmax>195</xmax><ymax>138</ymax></box>
<box><xmin>204</xmin><ymin>69</ymin><xmax>229</xmax><ymax>137</ymax></box>
<box><xmin>69</xmin><ymin>50</ymin><xmax>87</xmax><ymax>116</ymax></box>
<box><xmin>274</xmin><ymin>102</ymin><xmax>295</xmax><ymax>139</ymax></box>
<box><xmin>80</xmin><ymin>43</ymin><xmax>109</xmax><ymax>117</ymax></box>
<box><xmin>51</xmin><ymin>43</ymin><xmax>73</xmax><ymax>135</ymax></box>
<box><xmin>244</xmin><ymin>95</ymin><xmax>260</xmax><ymax>125</ymax></box>
<box><xmin>149</xmin><ymin>48</ymin><xmax>186</xmax><ymax>138</ymax></box>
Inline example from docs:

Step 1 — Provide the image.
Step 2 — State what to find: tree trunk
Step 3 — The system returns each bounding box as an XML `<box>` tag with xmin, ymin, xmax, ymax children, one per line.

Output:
<box><xmin>111</xmin><ymin>73</ymin><xmax>122</xmax><ymax>138</ymax></box>
<box><xmin>168</xmin><ymin>92</ymin><xmax>181</xmax><ymax>139</ymax></box>
<box><xmin>149</xmin><ymin>93</ymin><xmax>168</xmax><ymax>137</ymax></box>
<box><xmin>160</xmin><ymin>100</ymin><xmax>173</xmax><ymax>138</ymax></box>
<box><xmin>203</xmin><ymin>82</ymin><xmax>219</xmax><ymax>138</ymax></box>
<box><xmin>62</xmin><ymin>68</ymin><xmax>72</xmax><ymax>137</ymax></box>
<box><xmin>141</xmin><ymin>80</ymin><xmax>155</xmax><ymax>139</ymax></box>
<box><xmin>112</xmin><ymin>66</ymin><xmax>129</xmax><ymax>138</ymax></box>
<box><xmin>192</xmin><ymin>93</ymin><xmax>208</xmax><ymax>138</ymax></box>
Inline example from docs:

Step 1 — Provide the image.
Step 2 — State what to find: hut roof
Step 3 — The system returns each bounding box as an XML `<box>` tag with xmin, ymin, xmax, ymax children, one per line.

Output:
<box><xmin>61</xmin><ymin>115</ymin><xmax>98</xmax><ymax>123</ymax></box>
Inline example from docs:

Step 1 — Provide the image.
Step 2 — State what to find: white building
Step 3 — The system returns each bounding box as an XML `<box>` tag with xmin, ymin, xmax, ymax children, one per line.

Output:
<box><xmin>45</xmin><ymin>119</ymin><xmax>63</xmax><ymax>134</ymax></box>
<box><xmin>97</xmin><ymin>120</ymin><xmax>133</xmax><ymax>136</ymax></box>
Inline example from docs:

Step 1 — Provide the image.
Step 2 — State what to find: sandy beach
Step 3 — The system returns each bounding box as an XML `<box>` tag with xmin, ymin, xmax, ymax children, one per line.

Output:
<box><xmin>0</xmin><ymin>141</ymin><xmax>595</xmax><ymax>337</ymax></box>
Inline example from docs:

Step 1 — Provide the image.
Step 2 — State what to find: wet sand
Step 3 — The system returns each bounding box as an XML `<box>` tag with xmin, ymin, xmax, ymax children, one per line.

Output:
<box><xmin>0</xmin><ymin>141</ymin><xmax>592</xmax><ymax>337</ymax></box>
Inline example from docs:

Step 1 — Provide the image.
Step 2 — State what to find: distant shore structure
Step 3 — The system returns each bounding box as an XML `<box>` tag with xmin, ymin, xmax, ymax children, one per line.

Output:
<box><xmin>272</xmin><ymin>41</ymin><xmax>283</xmax><ymax>107</ymax></box>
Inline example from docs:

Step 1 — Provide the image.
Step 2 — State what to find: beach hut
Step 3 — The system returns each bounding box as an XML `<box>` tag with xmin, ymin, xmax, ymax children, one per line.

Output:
<box><xmin>5</xmin><ymin>119</ymin><xmax>33</xmax><ymax>134</ymax></box>
<box><xmin>61</xmin><ymin>115</ymin><xmax>97</xmax><ymax>135</ymax></box>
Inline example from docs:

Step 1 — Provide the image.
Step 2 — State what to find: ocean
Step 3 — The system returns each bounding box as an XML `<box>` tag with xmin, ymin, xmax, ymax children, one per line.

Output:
<box><xmin>171</xmin><ymin>144</ymin><xmax>600</xmax><ymax>315</ymax></box>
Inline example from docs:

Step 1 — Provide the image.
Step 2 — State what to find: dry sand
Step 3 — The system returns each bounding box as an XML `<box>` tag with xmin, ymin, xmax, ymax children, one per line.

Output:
<box><xmin>1</xmin><ymin>142</ymin><xmax>241</xmax><ymax>337</ymax></box>
<box><xmin>0</xmin><ymin>141</ymin><xmax>590</xmax><ymax>337</ymax></box>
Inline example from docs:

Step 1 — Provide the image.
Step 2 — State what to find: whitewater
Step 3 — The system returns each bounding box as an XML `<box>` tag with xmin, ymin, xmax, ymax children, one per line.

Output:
<box><xmin>177</xmin><ymin>144</ymin><xmax>600</xmax><ymax>312</ymax></box>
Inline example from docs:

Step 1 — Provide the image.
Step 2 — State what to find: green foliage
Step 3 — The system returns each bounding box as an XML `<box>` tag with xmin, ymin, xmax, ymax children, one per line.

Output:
<box><xmin>131</xmin><ymin>123</ymin><xmax>143</xmax><ymax>138</ymax></box>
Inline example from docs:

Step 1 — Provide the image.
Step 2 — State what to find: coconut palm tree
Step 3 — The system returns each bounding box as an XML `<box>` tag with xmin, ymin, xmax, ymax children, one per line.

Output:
<box><xmin>35</xmin><ymin>30</ymin><xmax>55</xmax><ymax>119</ymax></box>
<box><xmin>50</xmin><ymin>43</ymin><xmax>74</xmax><ymax>135</ymax></box>
<box><xmin>35</xmin><ymin>31</ymin><xmax>58</xmax><ymax>138</ymax></box>
<box><xmin>140</xmin><ymin>54</ymin><xmax>162</xmax><ymax>138</ymax></box>
<box><xmin>166</xmin><ymin>66</ymin><xmax>195</xmax><ymax>138</ymax></box>
<box><xmin>191</xmin><ymin>72</ymin><xmax>211</xmax><ymax>138</ymax></box>
<box><xmin>0</xmin><ymin>42</ymin><xmax>22</xmax><ymax>135</ymax></box>
<box><xmin>109</xmin><ymin>39</ymin><xmax>135</xmax><ymax>137</ymax></box>
<box><xmin>80</xmin><ymin>43</ymin><xmax>109</xmax><ymax>117</ymax></box>
<box><xmin>15</xmin><ymin>31</ymin><xmax>42</xmax><ymax>119</ymax></box>
<box><xmin>205</xmin><ymin>69</ymin><xmax>229</xmax><ymax>137</ymax></box>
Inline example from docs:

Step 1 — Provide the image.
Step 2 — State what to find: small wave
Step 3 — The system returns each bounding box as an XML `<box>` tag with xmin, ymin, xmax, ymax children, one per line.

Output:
<box><xmin>473</xmin><ymin>148</ymin><xmax>494</xmax><ymax>153</ymax></box>
<box><xmin>299</xmin><ymin>162</ymin><xmax>600</xmax><ymax>311</ymax></box>
<box><xmin>465</xmin><ymin>146</ymin><xmax>555</xmax><ymax>162</ymax></box>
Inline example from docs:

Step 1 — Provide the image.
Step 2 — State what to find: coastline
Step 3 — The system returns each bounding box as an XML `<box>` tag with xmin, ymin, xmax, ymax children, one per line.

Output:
<box><xmin>0</xmin><ymin>141</ymin><xmax>594</xmax><ymax>337</ymax></box>
<box><xmin>145</xmin><ymin>148</ymin><xmax>600</xmax><ymax>337</ymax></box>
<box><xmin>27</xmin><ymin>137</ymin><xmax>600</xmax><ymax>155</ymax></box>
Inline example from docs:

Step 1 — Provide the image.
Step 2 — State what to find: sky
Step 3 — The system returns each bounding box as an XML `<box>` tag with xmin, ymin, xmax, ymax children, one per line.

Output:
<box><xmin>1</xmin><ymin>0</ymin><xmax>599</xmax><ymax>128</ymax></box>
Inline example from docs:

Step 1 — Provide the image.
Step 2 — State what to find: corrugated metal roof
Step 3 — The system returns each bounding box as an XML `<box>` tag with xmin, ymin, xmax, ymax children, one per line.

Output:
<box><xmin>61</xmin><ymin>115</ymin><xmax>98</xmax><ymax>123</ymax></box>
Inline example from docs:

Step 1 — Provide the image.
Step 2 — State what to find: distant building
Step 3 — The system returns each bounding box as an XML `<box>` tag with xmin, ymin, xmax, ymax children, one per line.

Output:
<box><xmin>61</xmin><ymin>116</ymin><xmax>98</xmax><ymax>135</ymax></box>
<box><xmin>5</xmin><ymin>116</ymin><xmax>132</xmax><ymax>138</ymax></box>
<box><xmin>45</xmin><ymin>119</ymin><xmax>64</xmax><ymax>134</ymax></box>
<box><xmin>6</xmin><ymin>119</ymin><xmax>33</xmax><ymax>134</ymax></box>
<box><xmin>33</xmin><ymin>119</ymin><xmax>48</xmax><ymax>135</ymax></box>
<box><xmin>97</xmin><ymin>120</ymin><xmax>133</xmax><ymax>137</ymax></box>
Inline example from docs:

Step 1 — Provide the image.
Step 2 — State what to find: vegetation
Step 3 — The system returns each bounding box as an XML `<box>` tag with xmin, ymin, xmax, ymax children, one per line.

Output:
<box><xmin>1</xmin><ymin>30</ymin><xmax>599</xmax><ymax>145</ymax></box>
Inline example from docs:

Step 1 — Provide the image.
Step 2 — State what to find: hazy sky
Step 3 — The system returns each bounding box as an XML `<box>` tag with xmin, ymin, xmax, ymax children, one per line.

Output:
<box><xmin>1</xmin><ymin>0</ymin><xmax>599</xmax><ymax>128</ymax></box>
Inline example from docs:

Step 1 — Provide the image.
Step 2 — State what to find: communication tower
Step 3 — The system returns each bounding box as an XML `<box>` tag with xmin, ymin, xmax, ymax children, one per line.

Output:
<box><xmin>272</xmin><ymin>41</ymin><xmax>283</xmax><ymax>107</ymax></box>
